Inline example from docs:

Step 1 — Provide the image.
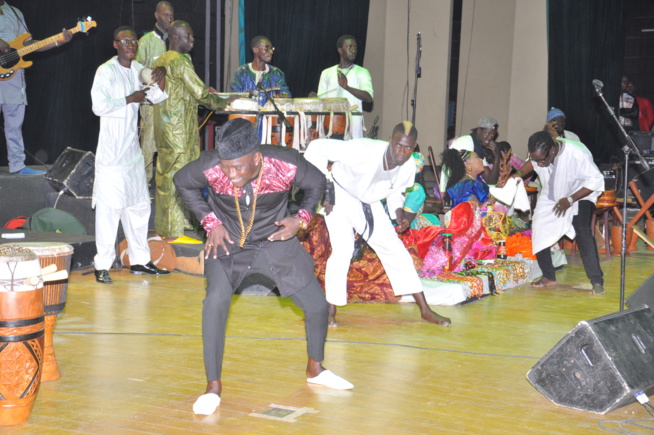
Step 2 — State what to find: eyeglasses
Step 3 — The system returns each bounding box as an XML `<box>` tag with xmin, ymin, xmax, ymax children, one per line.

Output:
<box><xmin>258</xmin><ymin>45</ymin><xmax>275</xmax><ymax>52</ymax></box>
<box><xmin>115</xmin><ymin>39</ymin><xmax>138</xmax><ymax>47</ymax></box>
<box><xmin>530</xmin><ymin>147</ymin><xmax>552</xmax><ymax>164</ymax></box>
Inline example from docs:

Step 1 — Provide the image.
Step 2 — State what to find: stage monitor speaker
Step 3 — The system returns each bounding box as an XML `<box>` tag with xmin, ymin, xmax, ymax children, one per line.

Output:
<box><xmin>527</xmin><ymin>306</ymin><xmax>654</xmax><ymax>414</ymax></box>
<box><xmin>627</xmin><ymin>273</ymin><xmax>654</xmax><ymax>309</ymax></box>
<box><xmin>45</xmin><ymin>148</ymin><xmax>95</xmax><ymax>199</ymax></box>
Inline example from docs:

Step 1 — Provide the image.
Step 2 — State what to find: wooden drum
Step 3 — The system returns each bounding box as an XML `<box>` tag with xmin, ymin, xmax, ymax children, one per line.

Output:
<box><xmin>322</xmin><ymin>98</ymin><xmax>350</xmax><ymax>140</ymax></box>
<box><xmin>227</xmin><ymin>98</ymin><xmax>259</xmax><ymax>129</ymax></box>
<box><xmin>11</xmin><ymin>242</ymin><xmax>73</xmax><ymax>383</ymax></box>
<box><xmin>596</xmin><ymin>190</ymin><xmax>617</xmax><ymax>208</ymax></box>
<box><xmin>0</xmin><ymin>245</ymin><xmax>44</xmax><ymax>426</ymax></box>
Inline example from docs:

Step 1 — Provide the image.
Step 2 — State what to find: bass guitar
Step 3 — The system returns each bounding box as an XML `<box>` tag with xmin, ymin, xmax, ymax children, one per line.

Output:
<box><xmin>0</xmin><ymin>18</ymin><xmax>96</xmax><ymax>80</ymax></box>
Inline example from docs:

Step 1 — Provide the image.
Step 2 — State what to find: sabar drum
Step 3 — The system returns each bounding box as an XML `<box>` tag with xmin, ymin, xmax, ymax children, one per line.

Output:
<box><xmin>9</xmin><ymin>242</ymin><xmax>73</xmax><ymax>383</ymax></box>
<box><xmin>0</xmin><ymin>245</ymin><xmax>44</xmax><ymax>426</ymax></box>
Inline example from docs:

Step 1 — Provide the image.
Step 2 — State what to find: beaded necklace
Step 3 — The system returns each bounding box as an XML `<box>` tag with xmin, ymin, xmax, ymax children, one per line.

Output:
<box><xmin>234</xmin><ymin>160</ymin><xmax>264</xmax><ymax>247</ymax></box>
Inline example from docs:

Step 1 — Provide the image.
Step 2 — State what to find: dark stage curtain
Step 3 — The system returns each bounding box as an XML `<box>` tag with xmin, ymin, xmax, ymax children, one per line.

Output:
<box><xmin>547</xmin><ymin>0</ymin><xmax>625</xmax><ymax>164</ymax></box>
<box><xmin>242</xmin><ymin>0</ymin><xmax>370</xmax><ymax>100</ymax></box>
<box><xmin>1</xmin><ymin>0</ymin><xmax>213</xmax><ymax>167</ymax></box>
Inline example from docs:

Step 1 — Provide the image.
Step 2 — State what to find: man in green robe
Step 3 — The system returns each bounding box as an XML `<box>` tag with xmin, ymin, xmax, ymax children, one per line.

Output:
<box><xmin>136</xmin><ymin>1</ymin><xmax>174</xmax><ymax>185</ymax></box>
<box><xmin>153</xmin><ymin>20</ymin><xmax>231</xmax><ymax>239</ymax></box>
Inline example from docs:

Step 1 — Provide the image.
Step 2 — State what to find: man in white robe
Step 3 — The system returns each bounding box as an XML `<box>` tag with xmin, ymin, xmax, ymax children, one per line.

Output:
<box><xmin>317</xmin><ymin>35</ymin><xmax>373</xmax><ymax>139</ymax></box>
<box><xmin>304</xmin><ymin>121</ymin><xmax>451</xmax><ymax>327</ymax></box>
<box><xmin>527</xmin><ymin>130</ymin><xmax>604</xmax><ymax>294</ymax></box>
<box><xmin>90</xmin><ymin>26</ymin><xmax>170</xmax><ymax>283</ymax></box>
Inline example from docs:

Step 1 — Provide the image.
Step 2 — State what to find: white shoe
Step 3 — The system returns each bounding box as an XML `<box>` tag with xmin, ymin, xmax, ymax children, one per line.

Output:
<box><xmin>307</xmin><ymin>370</ymin><xmax>353</xmax><ymax>390</ymax></box>
<box><xmin>193</xmin><ymin>393</ymin><xmax>221</xmax><ymax>415</ymax></box>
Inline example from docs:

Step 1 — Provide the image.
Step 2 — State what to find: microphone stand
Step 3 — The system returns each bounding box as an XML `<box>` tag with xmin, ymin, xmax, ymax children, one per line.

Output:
<box><xmin>257</xmin><ymin>83</ymin><xmax>290</xmax><ymax>128</ymax></box>
<box><xmin>594</xmin><ymin>80</ymin><xmax>650</xmax><ymax>311</ymax></box>
<box><xmin>410</xmin><ymin>32</ymin><xmax>422</xmax><ymax>125</ymax></box>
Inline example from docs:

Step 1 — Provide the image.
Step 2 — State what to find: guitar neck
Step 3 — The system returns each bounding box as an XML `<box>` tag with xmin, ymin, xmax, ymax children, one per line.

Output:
<box><xmin>17</xmin><ymin>27</ymin><xmax>81</xmax><ymax>56</ymax></box>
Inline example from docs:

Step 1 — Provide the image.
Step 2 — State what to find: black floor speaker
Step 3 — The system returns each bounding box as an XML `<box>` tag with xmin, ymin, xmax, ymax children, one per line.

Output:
<box><xmin>627</xmin><ymin>273</ymin><xmax>654</xmax><ymax>309</ymax></box>
<box><xmin>527</xmin><ymin>306</ymin><xmax>654</xmax><ymax>414</ymax></box>
<box><xmin>45</xmin><ymin>147</ymin><xmax>95</xmax><ymax>199</ymax></box>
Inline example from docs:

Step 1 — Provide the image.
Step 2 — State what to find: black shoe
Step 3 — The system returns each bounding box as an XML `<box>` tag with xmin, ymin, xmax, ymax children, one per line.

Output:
<box><xmin>130</xmin><ymin>261</ymin><xmax>171</xmax><ymax>275</ymax></box>
<box><xmin>95</xmin><ymin>269</ymin><xmax>112</xmax><ymax>284</ymax></box>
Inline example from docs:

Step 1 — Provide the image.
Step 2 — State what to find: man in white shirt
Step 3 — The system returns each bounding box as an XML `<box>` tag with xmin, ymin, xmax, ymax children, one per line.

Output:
<box><xmin>317</xmin><ymin>35</ymin><xmax>373</xmax><ymax>139</ymax></box>
<box><xmin>91</xmin><ymin>26</ymin><xmax>170</xmax><ymax>283</ymax></box>
<box><xmin>304</xmin><ymin>121</ymin><xmax>451</xmax><ymax>327</ymax></box>
<box><xmin>527</xmin><ymin>130</ymin><xmax>604</xmax><ymax>294</ymax></box>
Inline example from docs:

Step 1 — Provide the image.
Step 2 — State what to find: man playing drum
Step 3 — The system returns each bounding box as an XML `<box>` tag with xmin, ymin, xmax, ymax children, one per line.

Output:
<box><xmin>317</xmin><ymin>35</ymin><xmax>373</xmax><ymax>138</ymax></box>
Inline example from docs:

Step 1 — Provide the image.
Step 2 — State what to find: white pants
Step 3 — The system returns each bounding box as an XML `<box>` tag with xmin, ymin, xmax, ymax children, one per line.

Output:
<box><xmin>94</xmin><ymin>201</ymin><xmax>151</xmax><ymax>270</ymax></box>
<box><xmin>323</xmin><ymin>184</ymin><xmax>422</xmax><ymax>306</ymax></box>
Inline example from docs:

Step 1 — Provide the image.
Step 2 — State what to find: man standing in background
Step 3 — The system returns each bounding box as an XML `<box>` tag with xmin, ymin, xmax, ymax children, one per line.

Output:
<box><xmin>153</xmin><ymin>21</ymin><xmax>232</xmax><ymax>241</ymax></box>
<box><xmin>0</xmin><ymin>0</ymin><xmax>72</xmax><ymax>175</ymax></box>
<box><xmin>317</xmin><ymin>35</ymin><xmax>373</xmax><ymax>139</ymax></box>
<box><xmin>136</xmin><ymin>1</ymin><xmax>174</xmax><ymax>186</ymax></box>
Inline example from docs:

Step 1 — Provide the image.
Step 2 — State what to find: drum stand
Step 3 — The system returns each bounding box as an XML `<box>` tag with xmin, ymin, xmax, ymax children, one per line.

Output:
<box><xmin>594</xmin><ymin>79</ymin><xmax>650</xmax><ymax>310</ymax></box>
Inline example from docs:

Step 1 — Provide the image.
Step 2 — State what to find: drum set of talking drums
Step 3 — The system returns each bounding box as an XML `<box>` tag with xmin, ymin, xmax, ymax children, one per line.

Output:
<box><xmin>224</xmin><ymin>96</ymin><xmax>357</xmax><ymax>150</ymax></box>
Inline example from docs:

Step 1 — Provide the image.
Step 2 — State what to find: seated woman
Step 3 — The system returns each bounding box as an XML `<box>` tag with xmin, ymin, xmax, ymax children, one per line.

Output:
<box><xmin>421</xmin><ymin>149</ymin><xmax>499</xmax><ymax>275</ymax></box>
<box><xmin>401</xmin><ymin>152</ymin><xmax>441</xmax><ymax>229</ymax></box>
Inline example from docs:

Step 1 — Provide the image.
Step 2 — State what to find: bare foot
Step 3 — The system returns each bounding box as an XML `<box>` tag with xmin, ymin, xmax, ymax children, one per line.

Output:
<box><xmin>531</xmin><ymin>277</ymin><xmax>557</xmax><ymax>288</ymax></box>
<box><xmin>590</xmin><ymin>283</ymin><xmax>605</xmax><ymax>295</ymax></box>
<box><xmin>413</xmin><ymin>292</ymin><xmax>451</xmax><ymax>326</ymax></box>
<box><xmin>421</xmin><ymin>310</ymin><xmax>452</xmax><ymax>326</ymax></box>
<box><xmin>328</xmin><ymin>303</ymin><xmax>338</xmax><ymax>327</ymax></box>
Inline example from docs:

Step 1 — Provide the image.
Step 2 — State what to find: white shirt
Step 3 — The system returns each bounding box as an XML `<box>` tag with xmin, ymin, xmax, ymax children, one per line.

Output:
<box><xmin>531</xmin><ymin>138</ymin><xmax>604</xmax><ymax>253</ymax></box>
<box><xmin>317</xmin><ymin>64</ymin><xmax>373</xmax><ymax>139</ymax></box>
<box><xmin>90</xmin><ymin>56</ymin><xmax>149</xmax><ymax>209</ymax></box>
<box><xmin>304</xmin><ymin>137</ymin><xmax>414</xmax><ymax>219</ymax></box>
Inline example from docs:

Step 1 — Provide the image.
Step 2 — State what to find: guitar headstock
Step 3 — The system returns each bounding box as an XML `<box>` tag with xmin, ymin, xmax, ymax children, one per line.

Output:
<box><xmin>75</xmin><ymin>17</ymin><xmax>97</xmax><ymax>34</ymax></box>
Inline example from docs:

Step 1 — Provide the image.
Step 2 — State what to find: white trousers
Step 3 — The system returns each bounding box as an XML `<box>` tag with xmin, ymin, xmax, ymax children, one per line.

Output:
<box><xmin>94</xmin><ymin>201</ymin><xmax>151</xmax><ymax>270</ymax></box>
<box><xmin>323</xmin><ymin>184</ymin><xmax>422</xmax><ymax>306</ymax></box>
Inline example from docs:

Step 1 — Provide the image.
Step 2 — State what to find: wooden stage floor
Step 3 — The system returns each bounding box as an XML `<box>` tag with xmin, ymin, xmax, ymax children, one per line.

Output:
<box><xmin>6</xmin><ymin>247</ymin><xmax>654</xmax><ymax>434</ymax></box>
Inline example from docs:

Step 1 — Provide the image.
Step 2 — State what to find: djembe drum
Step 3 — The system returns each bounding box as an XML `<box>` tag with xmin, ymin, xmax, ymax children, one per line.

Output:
<box><xmin>0</xmin><ymin>245</ymin><xmax>44</xmax><ymax>426</ymax></box>
<box><xmin>11</xmin><ymin>242</ymin><xmax>73</xmax><ymax>382</ymax></box>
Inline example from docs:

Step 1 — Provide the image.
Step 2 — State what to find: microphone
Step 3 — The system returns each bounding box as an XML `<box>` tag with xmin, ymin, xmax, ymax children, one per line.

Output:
<box><xmin>592</xmin><ymin>79</ymin><xmax>604</xmax><ymax>96</ymax></box>
<box><xmin>257</xmin><ymin>81</ymin><xmax>291</xmax><ymax>128</ymax></box>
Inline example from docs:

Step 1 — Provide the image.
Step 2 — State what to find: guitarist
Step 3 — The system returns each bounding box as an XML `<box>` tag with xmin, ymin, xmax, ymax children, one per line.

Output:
<box><xmin>0</xmin><ymin>0</ymin><xmax>72</xmax><ymax>175</ymax></box>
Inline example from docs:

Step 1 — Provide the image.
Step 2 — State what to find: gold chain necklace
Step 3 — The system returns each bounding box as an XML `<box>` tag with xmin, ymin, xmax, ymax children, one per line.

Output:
<box><xmin>234</xmin><ymin>160</ymin><xmax>264</xmax><ymax>247</ymax></box>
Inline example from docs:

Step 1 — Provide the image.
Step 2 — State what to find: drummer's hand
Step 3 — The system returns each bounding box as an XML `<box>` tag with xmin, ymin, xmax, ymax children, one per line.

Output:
<box><xmin>205</xmin><ymin>225</ymin><xmax>233</xmax><ymax>259</ymax></box>
<box><xmin>206</xmin><ymin>87</ymin><xmax>219</xmax><ymax>95</ymax></box>
<box><xmin>322</xmin><ymin>200</ymin><xmax>334</xmax><ymax>216</ymax></box>
<box><xmin>308</xmin><ymin>91</ymin><xmax>318</xmax><ymax>98</ymax></box>
<box><xmin>337</xmin><ymin>70</ymin><xmax>349</xmax><ymax>89</ymax></box>
<box><xmin>276</xmin><ymin>92</ymin><xmax>290</xmax><ymax>98</ymax></box>
<box><xmin>267</xmin><ymin>217</ymin><xmax>301</xmax><ymax>242</ymax></box>
<box><xmin>151</xmin><ymin>66</ymin><xmax>166</xmax><ymax>84</ymax></box>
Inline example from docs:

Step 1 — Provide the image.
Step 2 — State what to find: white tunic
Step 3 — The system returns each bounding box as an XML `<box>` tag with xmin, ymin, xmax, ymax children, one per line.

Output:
<box><xmin>90</xmin><ymin>57</ymin><xmax>149</xmax><ymax>209</ymax></box>
<box><xmin>304</xmin><ymin>137</ymin><xmax>414</xmax><ymax>217</ymax></box>
<box><xmin>304</xmin><ymin>138</ymin><xmax>420</xmax><ymax>305</ymax></box>
<box><xmin>531</xmin><ymin>138</ymin><xmax>604</xmax><ymax>254</ymax></box>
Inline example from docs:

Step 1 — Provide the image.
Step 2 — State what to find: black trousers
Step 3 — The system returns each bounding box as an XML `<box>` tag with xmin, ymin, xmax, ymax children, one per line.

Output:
<box><xmin>202</xmin><ymin>251</ymin><xmax>328</xmax><ymax>381</ymax></box>
<box><xmin>535</xmin><ymin>200</ymin><xmax>604</xmax><ymax>285</ymax></box>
